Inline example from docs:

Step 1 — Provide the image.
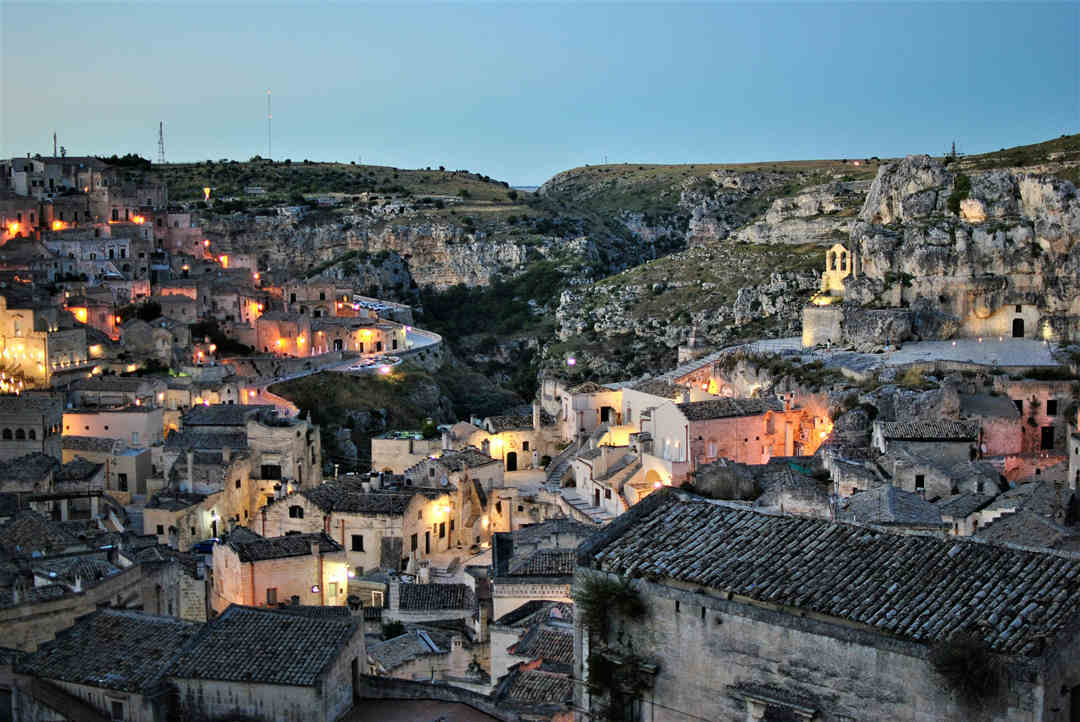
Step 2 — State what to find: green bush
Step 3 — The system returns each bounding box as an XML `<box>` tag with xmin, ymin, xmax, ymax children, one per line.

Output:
<box><xmin>930</xmin><ymin>631</ymin><xmax>1000</xmax><ymax>704</ymax></box>
<box><xmin>947</xmin><ymin>173</ymin><xmax>972</xmax><ymax>215</ymax></box>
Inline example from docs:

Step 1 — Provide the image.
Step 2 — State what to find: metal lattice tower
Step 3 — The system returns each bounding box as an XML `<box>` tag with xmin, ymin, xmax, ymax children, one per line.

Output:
<box><xmin>158</xmin><ymin>121</ymin><xmax>166</xmax><ymax>165</ymax></box>
<box><xmin>267</xmin><ymin>90</ymin><xmax>272</xmax><ymax>160</ymax></box>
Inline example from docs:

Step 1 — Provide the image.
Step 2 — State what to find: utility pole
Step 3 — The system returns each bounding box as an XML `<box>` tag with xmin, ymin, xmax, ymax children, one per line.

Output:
<box><xmin>53</xmin><ymin>132</ymin><xmax>57</xmax><ymax>158</ymax></box>
<box><xmin>158</xmin><ymin>121</ymin><xmax>166</xmax><ymax>165</ymax></box>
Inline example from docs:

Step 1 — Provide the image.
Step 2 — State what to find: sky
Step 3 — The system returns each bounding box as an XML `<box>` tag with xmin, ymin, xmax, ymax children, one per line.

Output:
<box><xmin>2</xmin><ymin>2</ymin><xmax>1077</xmax><ymax>185</ymax></box>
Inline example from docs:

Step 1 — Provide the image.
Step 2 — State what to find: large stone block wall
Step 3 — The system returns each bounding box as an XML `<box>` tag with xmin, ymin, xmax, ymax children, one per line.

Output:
<box><xmin>577</xmin><ymin>578</ymin><xmax>1050</xmax><ymax>722</ymax></box>
<box><xmin>801</xmin><ymin>305</ymin><xmax>843</xmax><ymax>348</ymax></box>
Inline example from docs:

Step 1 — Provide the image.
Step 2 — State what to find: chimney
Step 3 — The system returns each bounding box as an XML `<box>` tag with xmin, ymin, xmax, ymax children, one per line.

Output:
<box><xmin>417</xmin><ymin>562</ymin><xmax>430</xmax><ymax>584</ymax></box>
<box><xmin>389</xmin><ymin>576</ymin><xmax>401</xmax><ymax>612</ymax></box>
<box><xmin>532</xmin><ymin>401</ymin><xmax>541</xmax><ymax>432</ymax></box>
<box><xmin>186</xmin><ymin>451</ymin><xmax>194</xmax><ymax>491</ymax></box>
<box><xmin>309</xmin><ymin>540</ymin><xmax>321</xmax><ymax>558</ymax></box>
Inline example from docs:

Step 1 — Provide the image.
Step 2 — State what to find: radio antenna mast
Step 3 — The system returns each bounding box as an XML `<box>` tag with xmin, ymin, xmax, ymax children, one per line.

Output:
<box><xmin>157</xmin><ymin>121</ymin><xmax>166</xmax><ymax>164</ymax></box>
<box><xmin>267</xmin><ymin>90</ymin><xmax>272</xmax><ymax>160</ymax></box>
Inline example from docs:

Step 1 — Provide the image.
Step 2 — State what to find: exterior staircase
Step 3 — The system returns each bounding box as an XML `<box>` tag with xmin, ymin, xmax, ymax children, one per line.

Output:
<box><xmin>544</xmin><ymin>441</ymin><xmax>581</xmax><ymax>489</ymax></box>
<box><xmin>559</xmin><ymin>488</ymin><xmax>617</xmax><ymax>525</ymax></box>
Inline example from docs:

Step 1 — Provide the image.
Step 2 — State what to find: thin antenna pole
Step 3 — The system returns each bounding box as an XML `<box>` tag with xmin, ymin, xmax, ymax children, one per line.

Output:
<box><xmin>53</xmin><ymin>132</ymin><xmax>57</xmax><ymax>158</ymax></box>
<box><xmin>158</xmin><ymin>121</ymin><xmax>166</xmax><ymax>165</ymax></box>
<box><xmin>267</xmin><ymin>90</ymin><xmax>272</xmax><ymax>160</ymax></box>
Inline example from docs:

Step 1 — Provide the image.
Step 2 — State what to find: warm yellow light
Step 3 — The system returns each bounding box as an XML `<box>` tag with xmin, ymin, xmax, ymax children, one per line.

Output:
<box><xmin>7</xmin><ymin>223</ymin><xmax>18</xmax><ymax>235</ymax></box>
<box><xmin>203</xmin><ymin>239</ymin><xmax>210</xmax><ymax>247</ymax></box>
<box><xmin>253</xmin><ymin>272</ymin><xmax>260</xmax><ymax>281</ymax></box>
<box><xmin>72</xmin><ymin>307</ymin><xmax>88</xmax><ymax>323</ymax></box>
<box><xmin>203</xmin><ymin>187</ymin><xmax>211</xmax><ymax>201</ymax></box>
<box><xmin>115</xmin><ymin>316</ymin><xmax>122</xmax><ymax>324</ymax></box>
<box><xmin>218</xmin><ymin>254</ymin><xmax>229</xmax><ymax>268</ymax></box>
<box><xmin>208</xmin><ymin>344</ymin><xmax>217</xmax><ymax>353</ymax></box>
<box><xmin>197</xmin><ymin>351</ymin><xmax>204</xmax><ymax>359</ymax></box>
<box><xmin>257</xmin><ymin>303</ymin><xmax>264</xmax><ymax>311</ymax></box>
<box><xmin>481</xmin><ymin>516</ymin><xmax>489</xmax><ymax>528</ymax></box>
<box><xmin>275</xmin><ymin>338</ymin><xmax>283</xmax><ymax>347</ymax></box>
<box><xmin>297</xmin><ymin>335</ymin><xmax>305</xmax><ymax>345</ymax></box>
<box><xmin>194</xmin><ymin>396</ymin><xmax>204</xmax><ymax>405</ymax></box>
<box><xmin>158</xmin><ymin>392</ymin><xmax>165</xmax><ymax>402</ymax></box>
<box><xmin>132</xmin><ymin>215</ymin><xmax>145</xmax><ymax>225</ymax></box>
<box><xmin>51</xmin><ymin>220</ymin><xmax>65</xmax><ymax>231</ymax></box>
<box><xmin>182</xmin><ymin>264</ymin><xmax>190</xmax><ymax>271</ymax></box>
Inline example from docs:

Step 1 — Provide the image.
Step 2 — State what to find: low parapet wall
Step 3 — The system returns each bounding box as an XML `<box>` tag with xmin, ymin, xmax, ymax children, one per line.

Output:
<box><xmin>355</xmin><ymin>674</ymin><xmax>516</xmax><ymax>721</ymax></box>
<box><xmin>396</xmin><ymin>329</ymin><xmax>444</xmax><ymax>372</ymax></box>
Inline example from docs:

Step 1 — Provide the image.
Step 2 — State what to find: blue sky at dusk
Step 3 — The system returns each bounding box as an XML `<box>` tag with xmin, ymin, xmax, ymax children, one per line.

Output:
<box><xmin>2</xmin><ymin>2</ymin><xmax>1077</xmax><ymax>184</ymax></box>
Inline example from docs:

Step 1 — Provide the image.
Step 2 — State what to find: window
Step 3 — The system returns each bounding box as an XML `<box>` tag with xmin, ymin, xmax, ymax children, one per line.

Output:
<box><xmin>27</xmin><ymin>429</ymin><xmax>35</xmax><ymax>440</ymax></box>
<box><xmin>261</xmin><ymin>464</ymin><xmax>281</xmax><ymax>479</ymax></box>
<box><xmin>266</xmin><ymin>588</ymin><xmax>278</xmax><ymax>606</ymax></box>
<box><xmin>118</xmin><ymin>473</ymin><xmax>128</xmax><ymax>492</ymax></box>
<box><xmin>352</xmin><ymin>534</ymin><xmax>364</xmax><ymax>551</ymax></box>
<box><xmin>439</xmin><ymin>522</ymin><xmax>445</xmax><ymax>539</ymax></box>
<box><xmin>1016</xmin><ymin>304</ymin><xmax>1023</xmax><ymax>313</ymax></box>
<box><xmin>915</xmin><ymin>474</ymin><xmax>925</xmax><ymax>492</ymax></box>
<box><xmin>131</xmin><ymin>431</ymin><xmax>139</xmax><ymax>444</ymax></box>
<box><xmin>495</xmin><ymin>501</ymin><xmax>502</xmax><ymax>514</ymax></box>
<box><xmin>675</xmin><ymin>600</ymin><xmax>680</xmax><ymax>613</ymax></box>
<box><xmin>190</xmin><ymin>527</ymin><xmax>196</xmax><ymax>536</ymax></box>
<box><xmin>517</xmin><ymin>505</ymin><xmax>524</xmax><ymax>512</ymax></box>
<box><xmin>0</xmin><ymin>429</ymin><xmax>9</xmax><ymax>440</ymax></box>
<box><xmin>417</xmin><ymin>510</ymin><xmax>423</xmax><ymax>520</ymax></box>
<box><xmin>701</xmin><ymin>606</ymin><xmax>706</xmax><ymax>621</ymax></box>
<box><xmin>429</xmin><ymin>467</ymin><xmax>435</xmax><ymax>478</ymax></box>
<box><xmin>289</xmin><ymin>505</ymin><xmax>304</xmax><ymax>519</ymax></box>
<box><xmin>1013</xmin><ymin>399</ymin><xmax>1023</xmax><ymax>413</ymax></box>
<box><xmin>1047</xmin><ymin>399</ymin><xmax>1058</xmax><ymax>416</ymax></box>
<box><xmin>604</xmin><ymin>489</ymin><xmax>612</xmax><ymax>499</ymax></box>
<box><xmin>14</xmin><ymin>429</ymin><xmax>24</xmax><ymax>440</ymax></box>
<box><xmin>411</xmin><ymin>533</ymin><xmax>418</xmax><ymax>551</ymax></box>
<box><xmin>450</xmin><ymin>519</ymin><xmax>454</xmax><ymax>532</ymax></box>
<box><xmin>522</xmin><ymin>441</ymin><xmax>529</xmax><ymax>451</ymax></box>
<box><xmin>156</xmin><ymin>525</ymin><xmax>164</xmax><ymax>535</ymax></box>
<box><xmin>235</xmin><ymin>479</ymin><xmax>241</xmax><ymax>489</ymax></box>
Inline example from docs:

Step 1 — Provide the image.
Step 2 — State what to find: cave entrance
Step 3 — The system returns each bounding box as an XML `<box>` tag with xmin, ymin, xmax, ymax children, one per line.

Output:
<box><xmin>1013</xmin><ymin>318</ymin><xmax>1025</xmax><ymax>338</ymax></box>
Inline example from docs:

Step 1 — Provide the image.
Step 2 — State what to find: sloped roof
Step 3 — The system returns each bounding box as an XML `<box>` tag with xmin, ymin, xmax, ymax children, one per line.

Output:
<box><xmin>508</xmin><ymin>624</ymin><xmax>573</xmax><ymax>667</ymax></box>
<box><xmin>436</xmin><ymin>447</ymin><xmax>499</xmax><ymax>471</ymax></box>
<box><xmin>877</xmin><ymin>420</ymin><xmax>979</xmax><ymax>441</ymax></box>
<box><xmin>935</xmin><ymin>493</ymin><xmax>996</xmax><ymax>519</ymax></box>
<box><xmin>397</xmin><ymin>582</ymin><xmax>474</xmax><ymax>611</ymax></box>
<box><xmin>629</xmin><ymin>378</ymin><xmax>684</xmax><ymax>399</ymax></box>
<box><xmin>298</xmin><ymin>485</ymin><xmax>427</xmax><ymax>515</ymax></box>
<box><xmin>368</xmin><ymin>629</ymin><xmax>445</xmax><ymax>670</ymax></box>
<box><xmin>0</xmin><ymin>453</ymin><xmax>59</xmax><ymax>483</ymax></box>
<box><xmin>0</xmin><ymin>510</ymin><xmax>83</xmax><ymax>556</ymax></box>
<box><xmin>583</xmin><ymin>490</ymin><xmax>1080</xmax><ymax>656</ymax></box>
<box><xmin>181</xmin><ymin>404</ymin><xmax>272</xmax><ymax>427</ymax></box>
<box><xmin>227</xmin><ymin>532</ymin><xmax>341</xmax><ymax>563</ymax></box>
<box><xmin>676</xmin><ymin>397</ymin><xmax>783</xmax><ymax>421</ymax></box>
<box><xmin>168</xmin><ymin>605</ymin><xmax>359</xmax><ymax>687</ymax></box>
<box><xmin>507</xmin><ymin>549</ymin><xmax>576</xmax><ymax>577</ymax></box>
<box><xmin>840</xmin><ymin>485</ymin><xmax>945</xmax><ymax>526</ymax></box>
<box><xmin>16</xmin><ymin>609</ymin><xmax>200</xmax><ymax>692</ymax></box>
<box><xmin>496</xmin><ymin>667</ymin><xmax>573</xmax><ymax>706</ymax></box>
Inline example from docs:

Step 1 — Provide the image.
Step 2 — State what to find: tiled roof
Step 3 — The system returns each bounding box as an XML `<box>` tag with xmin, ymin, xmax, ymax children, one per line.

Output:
<box><xmin>58</xmin><ymin>458</ymin><xmax>102</xmax><ymax>482</ymax></box>
<box><xmin>498</xmin><ymin>668</ymin><xmax>574</xmax><ymax>706</ymax></box>
<box><xmin>508</xmin><ymin>625</ymin><xmax>574</xmax><ymax>667</ymax></box>
<box><xmin>61</xmin><ymin>436</ymin><xmax>119</xmax><ymax>453</ymax></box>
<box><xmin>168</xmin><ymin>605</ymin><xmax>359</xmax><ymax>687</ymax></box>
<box><xmin>16</xmin><ymin>609</ymin><xmax>201</xmax><ymax>692</ymax></box>
<box><xmin>568</xmin><ymin>381</ymin><xmax>609</xmax><ymax>394</ymax></box>
<box><xmin>629</xmin><ymin>378</ymin><xmax>683</xmax><ymax>399</ymax></box>
<box><xmin>0</xmin><ymin>510</ymin><xmax>83</xmax><ymax>556</ymax></box>
<box><xmin>676</xmin><ymin>397</ymin><xmax>783</xmax><ymax>421</ymax></box>
<box><xmin>32</xmin><ymin>557</ymin><xmax>119</xmax><ymax>587</ymax></box>
<box><xmin>181</xmin><ymin>404</ymin><xmax>272</xmax><ymax>427</ymax></box>
<box><xmin>298</xmin><ymin>485</ymin><xmax>421</xmax><ymax>515</ymax></box>
<box><xmin>935</xmin><ymin>493</ymin><xmax>996</xmax><ymax>519</ymax></box>
<box><xmin>840</xmin><ymin>485</ymin><xmax>945</xmax><ymax>526</ymax></box>
<box><xmin>436</xmin><ymin>447</ymin><xmax>499</xmax><ymax>471</ymax></box>
<box><xmin>368</xmin><ymin>630</ymin><xmax>444</xmax><ymax>670</ymax></box>
<box><xmin>983</xmin><ymin>481</ymin><xmax>1072</xmax><ymax>517</ymax></box>
<box><xmin>70</xmin><ymin>377</ymin><xmax>152</xmax><ymax>392</ymax></box>
<box><xmin>508</xmin><ymin>549</ymin><xmax>576</xmax><ymax>577</ymax></box>
<box><xmin>0</xmin><ymin>395</ymin><xmax>62</xmax><ymax>416</ymax></box>
<box><xmin>959</xmin><ymin>393</ymin><xmax>1022</xmax><ymax>419</ymax></box>
<box><xmin>877</xmin><ymin>421</ymin><xmax>979</xmax><ymax>441</ymax></box>
<box><xmin>397</xmin><ymin>582</ymin><xmax>475</xmax><ymax>611</ymax></box>
<box><xmin>164</xmin><ymin>430</ymin><xmax>248</xmax><ymax>451</ymax></box>
<box><xmin>145</xmin><ymin>491</ymin><xmax>205</xmax><ymax>511</ymax></box>
<box><xmin>0</xmin><ymin>453</ymin><xmax>59</xmax><ymax>483</ymax></box>
<box><xmin>271</xmin><ymin>604</ymin><xmax>352</xmax><ymax>619</ymax></box>
<box><xmin>584</xmin><ymin>491</ymin><xmax>1080</xmax><ymax>656</ymax></box>
<box><xmin>512</xmin><ymin>519</ymin><xmax>595</xmax><ymax>547</ymax></box>
<box><xmin>976</xmin><ymin>510</ymin><xmax>1078</xmax><ymax>550</ymax></box>
<box><xmin>227</xmin><ymin>532</ymin><xmax>341</xmax><ymax>563</ymax></box>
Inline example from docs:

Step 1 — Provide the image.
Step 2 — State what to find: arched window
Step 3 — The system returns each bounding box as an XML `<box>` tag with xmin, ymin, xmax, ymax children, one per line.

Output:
<box><xmin>1</xmin><ymin>429</ymin><xmax>11</xmax><ymax>440</ymax></box>
<box><xmin>289</xmin><ymin>505</ymin><xmax>304</xmax><ymax>519</ymax></box>
<box><xmin>27</xmin><ymin>430</ymin><xmax>35</xmax><ymax>440</ymax></box>
<box><xmin>14</xmin><ymin>429</ymin><xmax>25</xmax><ymax>440</ymax></box>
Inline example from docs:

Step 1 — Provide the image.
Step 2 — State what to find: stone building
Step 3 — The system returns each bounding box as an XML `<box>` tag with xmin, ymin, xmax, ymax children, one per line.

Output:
<box><xmin>68</xmin><ymin>375</ymin><xmax>167</xmax><ymax>408</ymax></box>
<box><xmin>490</xmin><ymin>521</ymin><xmax>581</xmax><ymax>620</ymax></box>
<box><xmin>575</xmin><ymin>489</ymin><xmax>1080</xmax><ymax>722</ymax></box>
<box><xmin>449</xmin><ymin>403</ymin><xmax>561</xmax><ymax>472</ymax></box>
<box><xmin>367</xmin><ymin>625</ymin><xmax>486</xmax><ymax>690</ymax></box>
<box><xmin>63</xmin><ymin>405</ymin><xmax>164</xmax><ymax>447</ymax></box>
<box><xmin>259</xmin><ymin>481</ymin><xmax>450</xmax><ymax>576</ymax></box>
<box><xmin>0</xmin><ymin>394</ymin><xmax>62</xmax><ymax>461</ymax></box>
<box><xmin>404</xmin><ymin>447</ymin><xmax>504</xmax><ymax>549</ymax></box>
<box><xmin>210</xmin><ymin>528</ymin><xmax>349</xmax><ymax>612</ymax></box>
<box><xmin>489</xmin><ymin>600</ymin><xmax>574</xmax><ymax>696</ymax></box>
<box><xmin>169</xmin><ymin>604</ymin><xmax>365</xmax><ymax>722</ymax></box>
<box><xmin>0</xmin><ymin>292</ymin><xmax>89</xmax><ymax>387</ymax></box>
<box><xmin>372</xmin><ymin>431</ymin><xmax>442</xmax><ymax>474</ymax></box>
<box><xmin>13</xmin><ymin>608</ymin><xmax>201</xmax><ymax>722</ymax></box>
<box><xmin>255</xmin><ymin>310</ymin><xmax>313</xmax><ymax>356</ymax></box>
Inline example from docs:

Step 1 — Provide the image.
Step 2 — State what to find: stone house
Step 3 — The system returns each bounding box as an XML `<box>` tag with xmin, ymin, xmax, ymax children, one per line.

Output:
<box><xmin>259</xmin><ymin>482</ymin><xmax>450</xmax><ymax>576</ymax></box>
<box><xmin>385</xmin><ymin>579</ymin><xmax>478</xmax><ymax>625</ymax></box>
<box><xmin>62</xmin><ymin>436</ymin><xmax>151</xmax><ymax>502</ymax></box>
<box><xmin>0</xmin><ymin>292</ymin><xmax>89</xmax><ymax>386</ymax></box>
<box><xmin>489</xmin><ymin>599</ymin><xmax>574</xmax><ymax>695</ymax></box>
<box><xmin>560</xmin><ymin>381</ymin><xmax>623</xmax><ymax>443</ymax></box>
<box><xmin>837</xmin><ymin>484</ymin><xmax>948</xmax><ymax>532</ymax></box>
<box><xmin>63</xmin><ymin>405</ymin><xmax>164</xmax><ymax>447</ymax></box>
<box><xmin>575</xmin><ymin>489</ymin><xmax>1080</xmax><ymax>722</ymax></box>
<box><xmin>68</xmin><ymin>375</ymin><xmax>166</xmax><ymax>408</ymax></box>
<box><xmin>491</xmin><ymin>528</ymin><xmax>576</xmax><ymax>620</ymax></box>
<box><xmin>372</xmin><ymin>431</ymin><xmax>442</xmax><ymax>474</ymax></box>
<box><xmin>880</xmin><ymin>445</ymin><xmax>1004</xmax><ymax>501</ymax></box>
<box><xmin>169</xmin><ymin>604</ymin><xmax>365</xmax><ymax>722</ymax></box>
<box><xmin>149</xmin><ymin>293</ymin><xmax>198</xmax><ymax>323</ymax></box>
<box><xmin>0</xmin><ymin>395</ymin><xmax>62</xmax><ymax>461</ymax></box>
<box><xmin>210</xmin><ymin>528</ymin><xmax>349</xmax><ymax>611</ymax></box>
<box><xmin>13</xmin><ymin>609</ymin><xmax>201</xmax><ymax>722</ymax></box>
<box><xmin>453</xmin><ymin>403</ymin><xmax>560</xmax><ymax>472</ymax></box>
<box><xmin>872</xmin><ymin>420</ymin><xmax>980</xmax><ymax>460</ymax></box>
<box><xmin>404</xmin><ymin>447</ymin><xmax>504</xmax><ymax>549</ymax></box>
<box><xmin>570</xmin><ymin>444</ymin><xmax>642</xmax><ymax>519</ymax></box>
<box><xmin>255</xmin><ymin>310</ymin><xmax>312</xmax><ymax>356</ymax></box>
<box><xmin>367</xmin><ymin>625</ymin><xmax>486</xmax><ymax>690</ymax></box>
<box><xmin>120</xmin><ymin>317</ymin><xmax>185</xmax><ymax>363</ymax></box>
<box><xmin>312</xmin><ymin>317</ymin><xmax>406</xmax><ymax>355</ymax></box>
<box><xmin>959</xmin><ymin>392</ymin><xmax>1024</xmax><ymax>456</ymax></box>
<box><xmin>935</xmin><ymin>492</ymin><xmax>997</xmax><ymax>536</ymax></box>
<box><xmin>0</xmin><ymin>452</ymin><xmax>59</xmax><ymax>493</ymax></box>
<box><xmin>996</xmin><ymin>378</ymin><xmax>1076</xmax><ymax>453</ymax></box>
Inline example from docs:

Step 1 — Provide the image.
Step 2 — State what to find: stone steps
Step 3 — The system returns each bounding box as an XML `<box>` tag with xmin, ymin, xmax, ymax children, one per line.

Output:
<box><xmin>560</xmin><ymin>489</ymin><xmax>616</xmax><ymax>524</ymax></box>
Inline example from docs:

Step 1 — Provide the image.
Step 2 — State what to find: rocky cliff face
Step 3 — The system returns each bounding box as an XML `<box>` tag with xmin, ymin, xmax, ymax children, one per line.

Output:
<box><xmin>730</xmin><ymin>180</ymin><xmax>869</xmax><ymax>245</ymax></box>
<box><xmin>845</xmin><ymin>155</ymin><xmax>1080</xmax><ymax>337</ymax></box>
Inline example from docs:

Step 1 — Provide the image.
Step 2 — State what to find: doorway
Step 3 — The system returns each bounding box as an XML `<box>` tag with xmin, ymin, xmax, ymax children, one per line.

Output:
<box><xmin>506</xmin><ymin>452</ymin><xmax>517</xmax><ymax>472</ymax></box>
<box><xmin>594</xmin><ymin>488</ymin><xmax>601</xmax><ymax>507</ymax></box>
<box><xmin>1013</xmin><ymin>318</ymin><xmax>1025</xmax><ymax>338</ymax></box>
<box><xmin>352</xmin><ymin>658</ymin><xmax>360</xmax><ymax>702</ymax></box>
<box><xmin>333</xmin><ymin>339</ymin><xmax>343</xmax><ymax>351</ymax></box>
<box><xmin>1041</xmin><ymin>426</ymin><xmax>1055</xmax><ymax>450</ymax></box>
<box><xmin>424</xmin><ymin>531</ymin><xmax>430</xmax><ymax>555</ymax></box>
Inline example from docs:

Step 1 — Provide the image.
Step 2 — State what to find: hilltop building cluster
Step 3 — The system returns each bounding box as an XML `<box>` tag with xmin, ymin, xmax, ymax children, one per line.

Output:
<box><xmin>2</xmin><ymin>149</ymin><xmax>1080</xmax><ymax>721</ymax></box>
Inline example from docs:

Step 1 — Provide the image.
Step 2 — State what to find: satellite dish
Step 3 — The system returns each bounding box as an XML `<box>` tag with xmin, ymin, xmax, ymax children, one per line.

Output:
<box><xmin>440</xmin><ymin>476</ymin><xmax>448</xmax><ymax>486</ymax></box>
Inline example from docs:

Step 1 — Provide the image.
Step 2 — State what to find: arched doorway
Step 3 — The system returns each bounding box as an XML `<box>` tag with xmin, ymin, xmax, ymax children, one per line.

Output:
<box><xmin>1012</xmin><ymin>318</ymin><xmax>1025</xmax><ymax>338</ymax></box>
<box><xmin>506</xmin><ymin>452</ymin><xmax>517</xmax><ymax>472</ymax></box>
<box><xmin>333</xmin><ymin>339</ymin><xmax>343</xmax><ymax>351</ymax></box>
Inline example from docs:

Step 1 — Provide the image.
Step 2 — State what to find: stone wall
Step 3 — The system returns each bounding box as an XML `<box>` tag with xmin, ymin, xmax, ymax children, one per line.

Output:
<box><xmin>576</xmin><ymin>576</ymin><xmax>1053</xmax><ymax>722</ymax></box>
<box><xmin>354</xmin><ymin>673</ymin><xmax>517</xmax><ymax>721</ymax></box>
<box><xmin>801</xmin><ymin>305</ymin><xmax>844</xmax><ymax>348</ymax></box>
